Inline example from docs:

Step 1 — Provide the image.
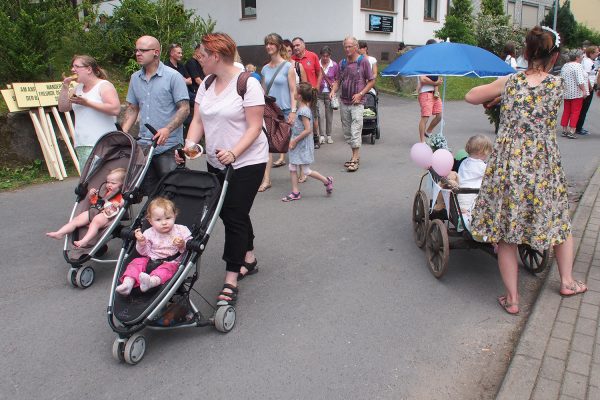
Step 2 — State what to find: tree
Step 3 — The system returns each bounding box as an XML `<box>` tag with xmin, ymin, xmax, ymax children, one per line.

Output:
<box><xmin>480</xmin><ymin>0</ymin><xmax>504</xmax><ymax>17</ymax></box>
<box><xmin>541</xmin><ymin>0</ymin><xmax>577</xmax><ymax>47</ymax></box>
<box><xmin>435</xmin><ymin>0</ymin><xmax>476</xmax><ymax>45</ymax></box>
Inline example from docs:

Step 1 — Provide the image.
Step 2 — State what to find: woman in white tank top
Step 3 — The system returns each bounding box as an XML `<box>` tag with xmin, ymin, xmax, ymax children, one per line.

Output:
<box><xmin>58</xmin><ymin>55</ymin><xmax>121</xmax><ymax>171</ymax></box>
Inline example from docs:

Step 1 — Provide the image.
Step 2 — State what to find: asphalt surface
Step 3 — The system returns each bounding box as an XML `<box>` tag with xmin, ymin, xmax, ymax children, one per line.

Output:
<box><xmin>1</xmin><ymin>93</ymin><xmax>599</xmax><ymax>399</ymax></box>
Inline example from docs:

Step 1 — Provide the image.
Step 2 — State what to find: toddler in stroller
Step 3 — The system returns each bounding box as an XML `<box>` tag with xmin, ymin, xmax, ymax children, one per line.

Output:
<box><xmin>442</xmin><ymin>134</ymin><xmax>493</xmax><ymax>231</ymax></box>
<box><xmin>47</xmin><ymin>167</ymin><xmax>126</xmax><ymax>247</ymax></box>
<box><xmin>116</xmin><ymin>197</ymin><xmax>192</xmax><ymax>295</ymax></box>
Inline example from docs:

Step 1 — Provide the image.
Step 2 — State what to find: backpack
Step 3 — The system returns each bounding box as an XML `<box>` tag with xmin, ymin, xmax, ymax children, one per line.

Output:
<box><xmin>339</xmin><ymin>55</ymin><xmax>364</xmax><ymax>72</ymax></box>
<box><xmin>204</xmin><ymin>72</ymin><xmax>291</xmax><ymax>154</ymax></box>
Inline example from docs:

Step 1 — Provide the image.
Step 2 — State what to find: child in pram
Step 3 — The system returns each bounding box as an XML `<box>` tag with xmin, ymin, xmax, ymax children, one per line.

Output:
<box><xmin>116</xmin><ymin>197</ymin><xmax>192</xmax><ymax>295</ymax></box>
<box><xmin>47</xmin><ymin>168</ymin><xmax>126</xmax><ymax>247</ymax></box>
<box><xmin>443</xmin><ymin>134</ymin><xmax>493</xmax><ymax>231</ymax></box>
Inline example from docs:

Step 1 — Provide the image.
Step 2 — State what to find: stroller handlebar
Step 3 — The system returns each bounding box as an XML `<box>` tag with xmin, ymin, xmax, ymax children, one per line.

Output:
<box><xmin>143</xmin><ymin>124</ymin><xmax>160</xmax><ymax>148</ymax></box>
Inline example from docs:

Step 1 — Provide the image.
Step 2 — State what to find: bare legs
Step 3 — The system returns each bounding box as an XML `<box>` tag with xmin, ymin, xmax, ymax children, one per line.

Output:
<box><xmin>497</xmin><ymin>235</ymin><xmax>587</xmax><ymax>313</ymax></box>
<box><xmin>418</xmin><ymin>113</ymin><xmax>442</xmax><ymax>142</ymax></box>
<box><xmin>46</xmin><ymin>211</ymin><xmax>92</xmax><ymax>239</ymax></box>
<box><xmin>73</xmin><ymin>213</ymin><xmax>110</xmax><ymax>247</ymax></box>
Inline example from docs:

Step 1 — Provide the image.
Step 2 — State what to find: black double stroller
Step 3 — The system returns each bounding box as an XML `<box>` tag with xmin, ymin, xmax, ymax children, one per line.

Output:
<box><xmin>108</xmin><ymin>166</ymin><xmax>236</xmax><ymax>365</ymax></box>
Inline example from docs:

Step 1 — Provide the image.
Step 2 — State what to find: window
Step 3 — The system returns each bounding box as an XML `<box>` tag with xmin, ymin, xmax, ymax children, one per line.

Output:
<box><xmin>361</xmin><ymin>0</ymin><xmax>394</xmax><ymax>12</ymax></box>
<box><xmin>424</xmin><ymin>0</ymin><xmax>437</xmax><ymax>20</ymax></box>
<box><xmin>241</xmin><ymin>0</ymin><xmax>256</xmax><ymax>18</ymax></box>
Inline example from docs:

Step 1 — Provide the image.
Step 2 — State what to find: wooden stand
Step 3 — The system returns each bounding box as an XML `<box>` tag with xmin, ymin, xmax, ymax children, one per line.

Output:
<box><xmin>45</xmin><ymin>112</ymin><xmax>67</xmax><ymax>178</ymax></box>
<box><xmin>29</xmin><ymin>111</ymin><xmax>62</xmax><ymax>180</ymax></box>
<box><xmin>51</xmin><ymin>107</ymin><xmax>80</xmax><ymax>175</ymax></box>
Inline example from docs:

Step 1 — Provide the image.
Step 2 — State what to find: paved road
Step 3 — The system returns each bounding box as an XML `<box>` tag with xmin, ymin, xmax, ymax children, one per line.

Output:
<box><xmin>1</xmin><ymin>94</ymin><xmax>599</xmax><ymax>399</ymax></box>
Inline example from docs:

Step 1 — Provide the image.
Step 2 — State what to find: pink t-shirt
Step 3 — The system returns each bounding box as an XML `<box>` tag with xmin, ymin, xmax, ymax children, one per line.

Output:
<box><xmin>136</xmin><ymin>224</ymin><xmax>192</xmax><ymax>261</ymax></box>
<box><xmin>196</xmin><ymin>72</ymin><xmax>268</xmax><ymax>169</ymax></box>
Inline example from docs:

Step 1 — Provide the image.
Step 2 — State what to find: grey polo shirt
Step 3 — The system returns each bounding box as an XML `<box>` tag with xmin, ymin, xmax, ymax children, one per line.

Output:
<box><xmin>126</xmin><ymin>62</ymin><xmax>189</xmax><ymax>154</ymax></box>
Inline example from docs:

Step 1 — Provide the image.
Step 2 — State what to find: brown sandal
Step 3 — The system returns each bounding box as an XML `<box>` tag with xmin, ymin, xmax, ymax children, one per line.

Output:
<box><xmin>498</xmin><ymin>296</ymin><xmax>519</xmax><ymax>315</ymax></box>
<box><xmin>344</xmin><ymin>158</ymin><xmax>360</xmax><ymax>168</ymax></box>
<box><xmin>346</xmin><ymin>161</ymin><xmax>359</xmax><ymax>172</ymax></box>
<box><xmin>560</xmin><ymin>280</ymin><xmax>587</xmax><ymax>297</ymax></box>
<box><xmin>257</xmin><ymin>182</ymin><xmax>271</xmax><ymax>192</ymax></box>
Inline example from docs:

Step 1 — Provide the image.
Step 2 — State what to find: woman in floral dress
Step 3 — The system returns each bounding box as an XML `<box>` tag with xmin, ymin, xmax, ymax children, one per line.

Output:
<box><xmin>465</xmin><ymin>26</ymin><xmax>587</xmax><ymax>315</ymax></box>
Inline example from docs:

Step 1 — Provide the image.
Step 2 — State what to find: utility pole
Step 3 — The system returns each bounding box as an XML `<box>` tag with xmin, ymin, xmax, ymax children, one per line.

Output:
<box><xmin>553</xmin><ymin>0</ymin><xmax>558</xmax><ymax>30</ymax></box>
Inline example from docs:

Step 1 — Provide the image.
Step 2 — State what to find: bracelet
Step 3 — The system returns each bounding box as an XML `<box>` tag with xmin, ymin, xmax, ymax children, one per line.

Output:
<box><xmin>227</xmin><ymin>150</ymin><xmax>237</xmax><ymax>162</ymax></box>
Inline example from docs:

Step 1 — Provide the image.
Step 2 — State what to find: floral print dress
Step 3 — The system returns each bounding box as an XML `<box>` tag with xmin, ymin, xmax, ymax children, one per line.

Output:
<box><xmin>470</xmin><ymin>72</ymin><xmax>571</xmax><ymax>251</ymax></box>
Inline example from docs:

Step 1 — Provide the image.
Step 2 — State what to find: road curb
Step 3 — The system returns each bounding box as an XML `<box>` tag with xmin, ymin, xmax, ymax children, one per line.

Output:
<box><xmin>496</xmin><ymin>166</ymin><xmax>600</xmax><ymax>400</ymax></box>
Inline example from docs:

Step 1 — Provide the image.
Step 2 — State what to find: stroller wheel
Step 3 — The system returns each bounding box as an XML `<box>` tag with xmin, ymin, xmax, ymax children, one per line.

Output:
<box><xmin>370</xmin><ymin>133</ymin><xmax>376</xmax><ymax>144</ymax></box>
<box><xmin>425</xmin><ymin>219</ymin><xmax>449</xmax><ymax>279</ymax></box>
<box><xmin>67</xmin><ymin>268</ymin><xmax>78</xmax><ymax>287</ymax></box>
<box><xmin>112</xmin><ymin>338</ymin><xmax>126</xmax><ymax>362</ymax></box>
<box><xmin>214</xmin><ymin>305</ymin><xmax>236</xmax><ymax>333</ymax></box>
<box><xmin>75</xmin><ymin>266</ymin><xmax>95</xmax><ymax>289</ymax></box>
<box><xmin>124</xmin><ymin>334</ymin><xmax>146</xmax><ymax>365</ymax></box>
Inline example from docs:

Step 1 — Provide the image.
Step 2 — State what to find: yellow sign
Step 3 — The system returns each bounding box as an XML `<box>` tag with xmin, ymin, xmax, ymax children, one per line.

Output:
<box><xmin>12</xmin><ymin>83</ymin><xmax>40</xmax><ymax>108</ymax></box>
<box><xmin>35</xmin><ymin>82</ymin><xmax>63</xmax><ymax>107</ymax></box>
<box><xmin>1</xmin><ymin>89</ymin><xmax>27</xmax><ymax>112</ymax></box>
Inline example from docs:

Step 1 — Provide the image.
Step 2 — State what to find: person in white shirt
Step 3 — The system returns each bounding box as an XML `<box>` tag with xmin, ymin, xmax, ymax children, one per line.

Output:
<box><xmin>359</xmin><ymin>41</ymin><xmax>377</xmax><ymax>95</ymax></box>
<box><xmin>502</xmin><ymin>42</ymin><xmax>518</xmax><ymax>69</ymax></box>
<box><xmin>576</xmin><ymin>45</ymin><xmax>599</xmax><ymax>135</ymax></box>
<box><xmin>560</xmin><ymin>49</ymin><xmax>587</xmax><ymax>139</ymax></box>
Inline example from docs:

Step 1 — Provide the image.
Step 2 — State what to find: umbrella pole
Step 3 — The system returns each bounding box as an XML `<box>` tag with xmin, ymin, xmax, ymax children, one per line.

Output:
<box><xmin>440</xmin><ymin>78</ymin><xmax>447</xmax><ymax>135</ymax></box>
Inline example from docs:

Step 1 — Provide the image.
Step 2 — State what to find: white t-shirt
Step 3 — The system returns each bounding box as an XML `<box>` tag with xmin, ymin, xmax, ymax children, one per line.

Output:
<box><xmin>582</xmin><ymin>56</ymin><xmax>596</xmax><ymax>87</ymax></box>
<box><xmin>72</xmin><ymin>80</ymin><xmax>117</xmax><ymax>147</ymax></box>
<box><xmin>367</xmin><ymin>56</ymin><xmax>377</xmax><ymax>70</ymax></box>
<box><xmin>505</xmin><ymin>55</ymin><xmax>517</xmax><ymax>69</ymax></box>
<box><xmin>196</xmin><ymin>73</ymin><xmax>268</xmax><ymax>169</ymax></box>
<box><xmin>456</xmin><ymin>157</ymin><xmax>487</xmax><ymax>231</ymax></box>
<box><xmin>561</xmin><ymin>62</ymin><xmax>588</xmax><ymax>99</ymax></box>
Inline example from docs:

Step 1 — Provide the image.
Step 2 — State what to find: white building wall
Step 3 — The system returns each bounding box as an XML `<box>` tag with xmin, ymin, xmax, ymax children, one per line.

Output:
<box><xmin>183</xmin><ymin>0</ymin><xmax>354</xmax><ymax>46</ymax></box>
<box><xmin>183</xmin><ymin>0</ymin><xmax>446</xmax><ymax>47</ymax></box>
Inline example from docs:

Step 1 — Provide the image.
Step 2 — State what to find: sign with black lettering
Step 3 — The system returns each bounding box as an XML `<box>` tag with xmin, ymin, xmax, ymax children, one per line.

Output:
<box><xmin>368</xmin><ymin>14</ymin><xmax>393</xmax><ymax>33</ymax></box>
<box><xmin>12</xmin><ymin>83</ymin><xmax>41</xmax><ymax>107</ymax></box>
<box><xmin>35</xmin><ymin>82</ymin><xmax>63</xmax><ymax>107</ymax></box>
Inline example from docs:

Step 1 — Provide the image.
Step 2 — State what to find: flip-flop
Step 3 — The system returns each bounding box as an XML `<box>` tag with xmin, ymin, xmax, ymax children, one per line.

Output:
<box><xmin>272</xmin><ymin>160</ymin><xmax>286</xmax><ymax>168</ymax></box>
<box><xmin>298</xmin><ymin>175</ymin><xmax>307</xmax><ymax>183</ymax></box>
<box><xmin>560</xmin><ymin>280</ymin><xmax>588</xmax><ymax>297</ymax></box>
<box><xmin>497</xmin><ymin>296</ymin><xmax>519</xmax><ymax>315</ymax></box>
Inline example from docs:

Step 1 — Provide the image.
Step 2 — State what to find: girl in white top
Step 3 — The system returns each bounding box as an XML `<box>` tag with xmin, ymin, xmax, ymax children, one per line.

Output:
<box><xmin>58</xmin><ymin>55</ymin><xmax>120</xmax><ymax>171</ymax></box>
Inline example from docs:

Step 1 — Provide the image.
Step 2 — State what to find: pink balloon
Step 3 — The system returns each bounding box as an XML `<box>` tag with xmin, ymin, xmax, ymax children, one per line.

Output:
<box><xmin>431</xmin><ymin>149</ymin><xmax>454</xmax><ymax>177</ymax></box>
<box><xmin>410</xmin><ymin>142</ymin><xmax>433</xmax><ymax>169</ymax></box>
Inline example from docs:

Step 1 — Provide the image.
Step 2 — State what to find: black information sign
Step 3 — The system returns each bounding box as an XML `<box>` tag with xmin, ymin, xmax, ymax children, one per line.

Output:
<box><xmin>368</xmin><ymin>14</ymin><xmax>393</xmax><ymax>33</ymax></box>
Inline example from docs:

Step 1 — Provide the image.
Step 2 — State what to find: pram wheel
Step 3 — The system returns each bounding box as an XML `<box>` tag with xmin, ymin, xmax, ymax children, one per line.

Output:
<box><xmin>426</xmin><ymin>219</ymin><xmax>449</xmax><ymax>278</ymax></box>
<box><xmin>518</xmin><ymin>244</ymin><xmax>551</xmax><ymax>274</ymax></box>
<box><xmin>67</xmin><ymin>268</ymin><xmax>78</xmax><ymax>287</ymax></box>
<box><xmin>75</xmin><ymin>266</ymin><xmax>95</xmax><ymax>289</ymax></box>
<box><xmin>214</xmin><ymin>305</ymin><xmax>236</xmax><ymax>333</ymax></box>
<box><xmin>370</xmin><ymin>133</ymin><xmax>376</xmax><ymax>144</ymax></box>
<box><xmin>123</xmin><ymin>333</ymin><xmax>146</xmax><ymax>365</ymax></box>
<box><xmin>375</xmin><ymin>126</ymin><xmax>380</xmax><ymax>140</ymax></box>
<box><xmin>412</xmin><ymin>190</ymin><xmax>430</xmax><ymax>248</ymax></box>
<box><xmin>112</xmin><ymin>338</ymin><xmax>126</xmax><ymax>362</ymax></box>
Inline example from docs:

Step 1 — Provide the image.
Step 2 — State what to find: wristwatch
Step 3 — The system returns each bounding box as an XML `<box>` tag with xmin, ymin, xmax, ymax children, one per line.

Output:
<box><xmin>291</xmin><ymin>108</ymin><xmax>297</xmax><ymax>112</ymax></box>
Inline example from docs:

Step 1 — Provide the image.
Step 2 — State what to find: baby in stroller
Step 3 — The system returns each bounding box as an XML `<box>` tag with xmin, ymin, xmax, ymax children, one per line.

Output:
<box><xmin>116</xmin><ymin>197</ymin><xmax>192</xmax><ymax>295</ymax></box>
<box><xmin>443</xmin><ymin>134</ymin><xmax>493</xmax><ymax>230</ymax></box>
<box><xmin>47</xmin><ymin>168</ymin><xmax>126</xmax><ymax>247</ymax></box>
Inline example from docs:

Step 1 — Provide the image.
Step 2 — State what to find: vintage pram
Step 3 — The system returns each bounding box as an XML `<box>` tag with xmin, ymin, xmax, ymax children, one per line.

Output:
<box><xmin>412</xmin><ymin>169</ymin><xmax>552</xmax><ymax>279</ymax></box>
<box><xmin>107</xmin><ymin>165</ymin><xmax>236</xmax><ymax>365</ymax></box>
<box><xmin>62</xmin><ymin>129</ymin><xmax>157</xmax><ymax>289</ymax></box>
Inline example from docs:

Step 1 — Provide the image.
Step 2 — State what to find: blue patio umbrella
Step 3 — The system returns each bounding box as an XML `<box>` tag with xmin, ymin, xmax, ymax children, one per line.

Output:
<box><xmin>381</xmin><ymin>41</ymin><xmax>515</xmax><ymax>142</ymax></box>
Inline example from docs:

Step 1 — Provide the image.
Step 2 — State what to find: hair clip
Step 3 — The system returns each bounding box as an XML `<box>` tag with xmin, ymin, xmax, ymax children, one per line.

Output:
<box><xmin>541</xmin><ymin>26</ymin><xmax>561</xmax><ymax>49</ymax></box>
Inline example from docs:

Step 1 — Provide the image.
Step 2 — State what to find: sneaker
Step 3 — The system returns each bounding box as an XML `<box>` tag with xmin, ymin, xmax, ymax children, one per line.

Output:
<box><xmin>326</xmin><ymin>136</ymin><xmax>333</xmax><ymax>144</ymax></box>
<box><xmin>565</xmin><ymin>132</ymin><xmax>578</xmax><ymax>139</ymax></box>
<box><xmin>314</xmin><ymin>142</ymin><xmax>321</xmax><ymax>149</ymax></box>
<box><xmin>324</xmin><ymin>177</ymin><xmax>334</xmax><ymax>195</ymax></box>
<box><xmin>576</xmin><ymin>129</ymin><xmax>589</xmax><ymax>135</ymax></box>
<box><xmin>319</xmin><ymin>135</ymin><xmax>326</xmax><ymax>144</ymax></box>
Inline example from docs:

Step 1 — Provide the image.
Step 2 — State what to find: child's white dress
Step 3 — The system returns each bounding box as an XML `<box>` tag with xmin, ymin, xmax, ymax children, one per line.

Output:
<box><xmin>456</xmin><ymin>157</ymin><xmax>486</xmax><ymax>231</ymax></box>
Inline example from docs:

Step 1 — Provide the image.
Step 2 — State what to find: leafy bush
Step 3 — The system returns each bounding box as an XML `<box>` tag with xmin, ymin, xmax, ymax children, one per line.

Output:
<box><xmin>475</xmin><ymin>14</ymin><xmax>525</xmax><ymax>56</ymax></box>
<box><xmin>82</xmin><ymin>0</ymin><xmax>215</xmax><ymax>67</ymax></box>
<box><xmin>0</xmin><ymin>0</ymin><xmax>83</xmax><ymax>85</ymax></box>
<box><xmin>541</xmin><ymin>0</ymin><xmax>577</xmax><ymax>47</ymax></box>
<box><xmin>435</xmin><ymin>0</ymin><xmax>476</xmax><ymax>45</ymax></box>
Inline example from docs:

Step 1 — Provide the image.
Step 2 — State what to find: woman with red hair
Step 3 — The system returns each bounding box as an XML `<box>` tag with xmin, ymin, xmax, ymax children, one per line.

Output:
<box><xmin>180</xmin><ymin>33</ymin><xmax>268</xmax><ymax>306</ymax></box>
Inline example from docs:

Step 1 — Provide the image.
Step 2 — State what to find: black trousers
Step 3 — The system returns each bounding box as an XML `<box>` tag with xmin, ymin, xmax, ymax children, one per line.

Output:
<box><xmin>142</xmin><ymin>145</ymin><xmax>181</xmax><ymax>196</ymax></box>
<box><xmin>208</xmin><ymin>162</ymin><xmax>266</xmax><ymax>273</ymax></box>
<box><xmin>576</xmin><ymin>93</ymin><xmax>594</xmax><ymax>132</ymax></box>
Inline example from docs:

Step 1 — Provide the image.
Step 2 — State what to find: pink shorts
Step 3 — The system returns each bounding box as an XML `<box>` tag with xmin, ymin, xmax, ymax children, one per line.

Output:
<box><xmin>418</xmin><ymin>92</ymin><xmax>442</xmax><ymax>117</ymax></box>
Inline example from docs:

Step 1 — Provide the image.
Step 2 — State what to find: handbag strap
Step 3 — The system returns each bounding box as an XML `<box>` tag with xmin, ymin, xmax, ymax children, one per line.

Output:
<box><xmin>266</xmin><ymin>61</ymin><xmax>287</xmax><ymax>95</ymax></box>
<box><xmin>320</xmin><ymin>64</ymin><xmax>334</xmax><ymax>89</ymax></box>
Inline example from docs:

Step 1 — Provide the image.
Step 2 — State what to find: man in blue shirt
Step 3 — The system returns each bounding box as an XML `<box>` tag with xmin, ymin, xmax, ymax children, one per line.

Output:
<box><xmin>122</xmin><ymin>35</ymin><xmax>189</xmax><ymax>194</ymax></box>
